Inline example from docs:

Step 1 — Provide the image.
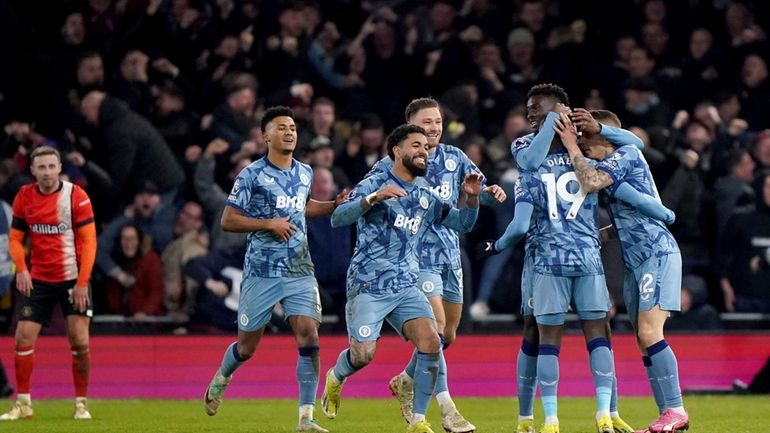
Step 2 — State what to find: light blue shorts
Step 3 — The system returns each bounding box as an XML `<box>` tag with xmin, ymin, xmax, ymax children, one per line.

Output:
<box><xmin>346</xmin><ymin>286</ymin><xmax>435</xmax><ymax>342</ymax></box>
<box><xmin>520</xmin><ymin>254</ymin><xmax>534</xmax><ymax>316</ymax></box>
<box><xmin>531</xmin><ymin>272</ymin><xmax>609</xmax><ymax>325</ymax></box>
<box><xmin>418</xmin><ymin>266</ymin><xmax>464</xmax><ymax>304</ymax></box>
<box><xmin>238</xmin><ymin>275</ymin><xmax>322</xmax><ymax>332</ymax></box>
<box><xmin>623</xmin><ymin>252</ymin><xmax>682</xmax><ymax>325</ymax></box>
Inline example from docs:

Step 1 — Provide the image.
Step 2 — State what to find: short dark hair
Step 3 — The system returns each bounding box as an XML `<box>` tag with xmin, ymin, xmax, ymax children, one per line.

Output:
<box><xmin>725</xmin><ymin>148</ymin><xmax>749</xmax><ymax>173</ymax></box>
<box><xmin>590</xmin><ymin>110</ymin><xmax>621</xmax><ymax>127</ymax></box>
<box><xmin>387</xmin><ymin>124</ymin><xmax>427</xmax><ymax>160</ymax></box>
<box><xmin>261</xmin><ymin>106</ymin><xmax>295</xmax><ymax>132</ymax></box>
<box><xmin>313</xmin><ymin>97</ymin><xmax>335</xmax><ymax>110</ymax></box>
<box><xmin>527</xmin><ymin>83</ymin><xmax>569</xmax><ymax>106</ymax></box>
<box><xmin>29</xmin><ymin>146</ymin><xmax>61</xmax><ymax>164</ymax></box>
<box><xmin>405</xmin><ymin>97</ymin><xmax>439</xmax><ymax>121</ymax></box>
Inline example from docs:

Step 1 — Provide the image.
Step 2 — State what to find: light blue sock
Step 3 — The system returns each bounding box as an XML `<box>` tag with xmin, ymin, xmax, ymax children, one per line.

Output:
<box><xmin>413</xmin><ymin>351</ymin><xmax>440</xmax><ymax>416</ymax></box>
<box><xmin>220</xmin><ymin>342</ymin><xmax>245</xmax><ymax>377</ymax></box>
<box><xmin>517</xmin><ymin>339</ymin><xmax>538</xmax><ymax>417</ymax></box>
<box><xmin>647</xmin><ymin>340</ymin><xmax>683</xmax><ymax>409</ymax></box>
<box><xmin>611</xmin><ymin>373</ymin><xmax>619</xmax><ymax>413</ymax></box>
<box><xmin>435</xmin><ymin>348</ymin><xmax>448</xmax><ymax>394</ymax></box>
<box><xmin>405</xmin><ymin>349</ymin><xmax>417</xmax><ymax>378</ymax></box>
<box><xmin>537</xmin><ymin>344</ymin><xmax>560</xmax><ymax>420</ymax></box>
<box><xmin>587</xmin><ymin>338</ymin><xmax>614</xmax><ymax>414</ymax></box>
<box><xmin>332</xmin><ymin>349</ymin><xmax>361</xmax><ymax>382</ymax></box>
<box><xmin>297</xmin><ymin>346</ymin><xmax>319</xmax><ymax>406</ymax></box>
<box><xmin>643</xmin><ymin>355</ymin><xmax>665</xmax><ymax>413</ymax></box>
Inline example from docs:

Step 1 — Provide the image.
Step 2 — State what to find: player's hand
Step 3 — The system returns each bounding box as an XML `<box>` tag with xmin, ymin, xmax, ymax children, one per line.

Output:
<box><xmin>570</xmin><ymin>108</ymin><xmax>601</xmax><ymax>135</ymax></box>
<box><xmin>205</xmin><ymin>278</ymin><xmax>229</xmax><ymax>297</ymax></box>
<box><xmin>70</xmin><ymin>284</ymin><xmax>89</xmax><ymax>313</ymax></box>
<box><xmin>553</xmin><ymin>113</ymin><xmax>580</xmax><ymax>151</ymax></box>
<box><xmin>16</xmin><ymin>270</ymin><xmax>33</xmax><ymax>297</ymax></box>
<box><xmin>750</xmin><ymin>256</ymin><xmax>761</xmax><ymax>273</ymax></box>
<box><xmin>482</xmin><ymin>184</ymin><xmax>507</xmax><ymax>202</ymax></box>
<box><xmin>461</xmin><ymin>173</ymin><xmax>483</xmax><ymax>197</ymax></box>
<box><xmin>204</xmin><ymin>138</ymin><xmax>230</xmax><ymax>158</ymax></box>
<box><xmin>553</xmin><ymin>103</ymin><xmax>571</xmax><ymax>114</ymax></box>
<box><xmin>375</xmin><ymin>184</ymin><xmax>407</xmax><ymax>202</ymax></box>
<box><xmin>476</xmin><ymin>240</ymin><xmax>499</xmax><ymax>258</ymax></box>
<box><xmin>269</xmin><ymin>216</ymin><xmax>297</xmax><ymax>241</ymax></box>
<box><xmin>334</xmin><ymin>188</ymin><xmax>350</xmax><ymax>208</ymax></box>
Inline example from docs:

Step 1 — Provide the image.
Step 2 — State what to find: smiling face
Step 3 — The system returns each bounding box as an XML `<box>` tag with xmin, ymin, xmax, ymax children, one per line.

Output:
<box><xmin>408</xmin><ymin>107</ymin><xmax>442</xmax><ymax>149</ymax></box>
<box><xmin>525</xmin><ymin>94</ymin><xmax>557</xmax><ymax>132</ymax></box>
<box><xmin>264</xmin><ymin>116</ymin><xmax>297</xmax><ymax>155</ymax></box>
<box><xmin>395</xmin><ymin>132</ymin><xmax>429</xmax><ymax>177</ymax></box>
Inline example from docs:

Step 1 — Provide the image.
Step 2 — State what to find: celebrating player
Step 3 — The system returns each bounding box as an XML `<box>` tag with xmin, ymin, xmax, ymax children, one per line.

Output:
<box><xmin>321</xmin><ymin>124</ymin><xmax>482</xmax><ymax>433</ymax></box>
<box><xmin>203</xmin><ymin>106</ymin><xmax>345</xmax><ymax>433</ymax></box>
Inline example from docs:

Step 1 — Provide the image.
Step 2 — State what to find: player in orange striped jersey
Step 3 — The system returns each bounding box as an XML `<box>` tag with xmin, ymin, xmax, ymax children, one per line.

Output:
<box><xmin>1</xmin><ymin>146</ymin><xmax>97</xmax><ymax>421</ymax></box>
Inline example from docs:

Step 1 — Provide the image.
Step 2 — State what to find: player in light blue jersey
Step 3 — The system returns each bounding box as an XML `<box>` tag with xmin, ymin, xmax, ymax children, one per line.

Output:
<box><xmin>563</xmin><ymin>109</ymin><xmax>689</xmax><ymax>433</ymax></box>
<box><xmin>320</xmin><ymin>124</ymin><xmax>482</xmax><ymax>433</ymax></box>
<box><xmin>369</xmin><ymin>98</ymin><xmax>506</xmax><ymax>433</ymax></box>
<box><xmin>203</xmin><ymin>107</ymin><xmax>346</xmax><ymax>433</ymax></box>
<box><xmin>499</xmin><ymin>84</ymin><xmax>634</xmax><ymax>433</ymax></box>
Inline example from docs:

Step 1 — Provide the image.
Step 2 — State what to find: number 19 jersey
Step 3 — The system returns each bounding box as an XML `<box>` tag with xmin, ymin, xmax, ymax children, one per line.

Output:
<box><xmin>520</xmin><ymin>152</ymin><xmax>604</xmax><ymax>276</ymax></box>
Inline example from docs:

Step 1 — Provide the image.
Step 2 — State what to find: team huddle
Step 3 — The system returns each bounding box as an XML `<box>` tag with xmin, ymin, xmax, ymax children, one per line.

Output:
<box><xmin>3</xmin><ymin>84</ymin><xmax>689</xmax><ymax>433</ymax></box>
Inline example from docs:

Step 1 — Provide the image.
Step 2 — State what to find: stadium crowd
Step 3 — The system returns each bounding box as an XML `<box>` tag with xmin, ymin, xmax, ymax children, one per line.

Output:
<box><xmin>1</xmin><ymin>0</ymin><xmax>769</xmax><ymax>332</ymax></box>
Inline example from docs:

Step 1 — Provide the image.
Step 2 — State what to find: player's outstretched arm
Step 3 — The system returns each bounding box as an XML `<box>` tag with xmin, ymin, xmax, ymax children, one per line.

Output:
<box><xmin>331</xmin><ymin>184</ymin><xmax>406</xmax><ymax>227</ymax></box>
<box><xmin>496</xmin><ymin>200</ymin><xmax>534</xmax><ymax>252</ymax></box>
<box><xmin>613</xmin><ymin>182</ymin><xmax>675</xmax><ymax>224</ymax></box>
<box><xmin>515</xmin><ymin>111</ymin><xmax>560</xmax><ymax>170</ymax></box>
<box><xmin>440</xmin><ymin>173</ymin><xmax>481</xmax><ymax>232</ymax></box>
<box><xmin>480</xmin><ymin>184</ymin><xmax>507</xmax><ymax>205</ymax></box>
<box><xmin>599</xmin><ymin>124</ymin><xmax>644</xmax><ymax>149</ymax></box>
<box><xmin>306</xmin><ymin>189</ymin><xmax>348</xmax><ymax>218</ymax></box>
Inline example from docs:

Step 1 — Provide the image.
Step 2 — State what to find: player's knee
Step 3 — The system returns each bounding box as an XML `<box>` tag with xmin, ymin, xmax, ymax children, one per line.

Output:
<box><xmin>636</xmin><ymin>324</ymin><xmax>662</xmax><ymax>347</ymax></box>
<box><xmin>416</xmin><ymin>333</ymin><xmax>441</xmax><ymax>353</ymax></box>
<box><xmin>237</xmin><ymin>344</ymin><xmax>257</xmax><ymax>360</ymax></box>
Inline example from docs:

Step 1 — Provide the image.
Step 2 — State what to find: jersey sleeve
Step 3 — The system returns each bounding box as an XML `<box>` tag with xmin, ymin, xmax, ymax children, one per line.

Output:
<box><xmin>364</xmin><ymin>156</ymin><xmax>392</xmax><ymax>179</ymax></box>
<box><xmin>513</xmin><ymin>177</ymin><xmax>533</xmax><ymax>204</ymax></box>
<box><xmin>226</xmin><ymin>169</ymin><xmax>255</xmax><ymax>213</ymax></box>
<box><xmin>331</xmin><ymin>176</ymin><xmax>379</xmax><ymax>227</ymax></box>
<box><xmin>596</xmin><ymin>146</ymin><xmax>639</xmax><ymax>195</ymax></box>
<box><xmin>10</xmin><ymin>189</ymin><xmax>28</xmax><ymax>232</ymax></box>
<box><xmin>72</xmin><ymin>186</ymin><xmax>95</xmax><ymax>227</ymax></box>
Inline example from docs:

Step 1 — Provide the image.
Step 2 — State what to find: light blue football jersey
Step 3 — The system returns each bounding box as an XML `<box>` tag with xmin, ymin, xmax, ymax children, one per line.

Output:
<box><xmin>340</xmin><ymin>170</ymin><xmax>468</xmax><ymax>295</ymax></box>
<box><xmin>596</xmin><ymin>145</ymin><xmax>680</xmax><ymax>268</ymax></box>
<box><xmin>519</xmin><ymin>153</ymin><xmax>604</xmax><ymax>276</ymax></box>
<box><xmin>226</xmin><ymin>157</ymin><xmax>315</xmax><ymax>278</ymax></box>
<box><xmin>367</xmin><ymin>143</ymin><xmax>483</xmax><ymax>270</ymax></box>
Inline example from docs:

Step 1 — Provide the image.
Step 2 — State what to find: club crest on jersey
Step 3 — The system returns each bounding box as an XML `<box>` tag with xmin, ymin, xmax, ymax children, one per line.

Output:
<box><xmin>445</xmin><ymin>159</ymin><xmax>457</xmax><ymax>171</ymax></box>
<box><xmin>300</xmin><ymin>173</ymin><xmax>310</xmax><ymax>185</ymax></box>
<box><xmin>394</xmin><ymin>214</ymin><xmax>421</xmax><ymax>234</ymax></box>
<box><xmin>419</xmin><ymin>196</ymin><xmax>429</xmax><ymax>209</ymax></box>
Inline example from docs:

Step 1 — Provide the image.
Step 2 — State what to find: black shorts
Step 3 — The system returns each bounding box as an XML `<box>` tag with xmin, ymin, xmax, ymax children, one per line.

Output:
<box><xmin>18</xmin><ymin>279</ymin><xmax>93</xmax><ymax>325</ymax></box>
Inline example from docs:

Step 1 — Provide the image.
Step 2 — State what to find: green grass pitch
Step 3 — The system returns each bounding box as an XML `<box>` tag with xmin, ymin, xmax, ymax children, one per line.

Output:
<box><xmin>5</xmin><ymin>396</ymin><xmax>768</xmax><ymax>432</ymax></box>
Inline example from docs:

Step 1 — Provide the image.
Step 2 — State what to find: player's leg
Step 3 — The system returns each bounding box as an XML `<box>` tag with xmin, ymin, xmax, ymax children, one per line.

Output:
<box><xmin>284</xmin><ymin>277</ymin><xmax>327</xmax><ymax>432</ymax></box>
<box><xmin>391</xmin><ymin>271</ymin><xmax>444</xmax><ymax>423</ymax></box>
<box><xmin>438</xmin><ymin>295</ymin><xmax>475</xmax><ymax>433</ymax></box>
<box><xmin>601</xmin><ymin>318</ymin><xmax>634</xmax><ymax>433</ymax></box>
<box><xmin>66</xmin><ymin>315</ymin><xmax>92</xmax><ymax>420</ymax></box>
<box><xmin>323</xmin><ymin>291</ymin><xmax>388</xmax><ymax>419</ymax></box>
<box><xmin>633</xmin><ymin>254</ymin><xmax>688</xmax><ymax>433</ymax></box>
<box><xmin>517</xmin><ymin>259</ymin><xmax>538</xmax><ymax>433</ymax></box>
<box><xmin>1</xmin><ymin>281</ymin><xmax>57</xmax><ymax>421</ymax></box>
<box><xmin>205</xmin><ymin>276</ymin><xmax>278</xmax><ymax>416</ymax></box>
<box><xmin>402</xmin><ymin>317</ymin><xmax>441</xmax><ymax>433</ymax></box>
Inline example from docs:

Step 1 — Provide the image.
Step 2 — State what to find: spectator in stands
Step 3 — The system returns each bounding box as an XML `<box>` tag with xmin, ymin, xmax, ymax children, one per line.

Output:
<box><xmin>502</xmin><ymin>28</ymin><xmax>540</xmax><ymax>108</ymax></box>
<box><xmin>306</xmin><ymin>167</ymin><xmax>351</xmax><ymax>326</ymax></box>
<box><xmin>666</xmin><ymin>274</ymin><xmax>722</xmax><ymax>330</ymax></box>
<box><xmin>336</xmin><ymin>113</ymin><xmax>386</xmax><ymax>183</ymax></box>
<box><xmin>713</xmin><ymin>148</ymin><xmax>756</xmax><ymax>237</ymax></box>
<box><xmin>487</xmin><ymin>109</ymin><xmax>527</xmax><ymax>173</ymax></box>
<box><xmin>420</xmin><ymin>0</ymin><xmax>475</xmax><ymax>96</ymax></box>
<box><xmin>209</xmin><ymin>75</ymin><xmax>258</xmax><ymax>151</ymax></box>
<box><xmin>306</xmin><ymin>136</ymin><xmax>350</xmax><ymax>188</ymax></box>
<box><xmin>185</xmin><ymin>243</ymin><xmax>246</xmax><ymax>331</ymax></box>
<box><xmin>259</xmin><ymin>1</ymin><xmax>311</xmax><ymax>106</ymax></box>
<box><xmin>161</xmin><ymin>202</ymin><xmax>208</xmax><ymax>327</ymax></box>
<box><xmin>716</xmin><ymin>172</ymin><xmax>770</xmax><ymax>313</ymax></box>
<box><xmin>739</xmin><ymin>54</ymin><xmax>770</xmax><ymax>131</ymax></box>
<box><xmin>79</xmin><ymin>90</ymin><xmax>184</xmax><ymax>206</ymax></box>
<box><xmin>751</xmin><ymin>130</ymin><xmax>770</xmax><ymax>173</ymax></box>
<box><xmin>193</xmin><ymin>138</ymin><xmax>248</xmax><ymax>249</ymax></box>
<box><xmin>111</xmin><ymin>50</ymin><xmax>153</xmax><ymax>117</ymax></box>
<box><xmin>298</xmin><ymin>98</ymin><xmax>345</xmax><ymax>155</ymax></box>
<box><xmin>105</xmin><ymin>224</ymin><xmax>165</xmax><ymax>318</ymax></box>
<box><xmin>96</xmin><ymin>181</ymin><xmax>177</xmax><ymax>286</ymax></box>
<box><xmin>151</xmin><ymin>82</ymin><xmax>200</xmax><ymax>161</ymax></box>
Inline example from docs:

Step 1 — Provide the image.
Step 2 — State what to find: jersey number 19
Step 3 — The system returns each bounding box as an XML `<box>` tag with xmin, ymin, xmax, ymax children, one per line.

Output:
<box><xmin>541</xmin><ymin>172</ymin><xmax>587</xmax><ymax>220</ymax></box>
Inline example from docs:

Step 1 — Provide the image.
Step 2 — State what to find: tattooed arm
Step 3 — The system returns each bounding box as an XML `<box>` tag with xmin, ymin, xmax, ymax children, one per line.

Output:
<box><xmin>552</xmin><ymin>112</ymin><xmax>614</xmax><ymax>193</ymax></box>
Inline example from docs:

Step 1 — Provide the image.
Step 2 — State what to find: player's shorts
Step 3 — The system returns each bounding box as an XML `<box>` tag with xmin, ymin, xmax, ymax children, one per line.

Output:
<box><xmin>531</xmin><ymin>272</ymin><xmax>609</xmax><ymax>325</ymax></box>
<box><xmin>520</xmin><ymin>253</ymin><xmax>534</xmax><ymax>316</ymax></box>
<box><xmin>623</xmin><ymin>252</ymin><xmax>682</xmax><ymax>325</ymax></box>
<box><xmin>18</xmin><ymin>279</ymin><xmax>93</xmax><ymax>325</ymax></box>
<box><xmin>418</xmin><ymin>266</ymin><xmax>464</xmax><ymax>304</ymax></box>
<box><xmin>238</xmin><ymin>275</ymin><xmax>322</xmax><ymax>332</ymax></box>
<box><xmin>346</xmin><ymin>286</ymin><xmax>435</xmax><ymax>342</ymax></box>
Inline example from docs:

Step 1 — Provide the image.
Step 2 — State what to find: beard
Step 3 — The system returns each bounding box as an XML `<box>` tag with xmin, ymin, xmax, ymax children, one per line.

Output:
<box><xmin>403</xmin><ymin>154</ymin><xmax>427</xmax><ymax>177</ymax></box>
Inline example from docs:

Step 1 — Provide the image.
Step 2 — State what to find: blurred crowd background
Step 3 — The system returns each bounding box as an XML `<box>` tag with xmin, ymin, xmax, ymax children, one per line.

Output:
<box><xmin>1</xmin><ymin>0</ymin><xmax>769</xmax><ymax>334</ymax></box>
